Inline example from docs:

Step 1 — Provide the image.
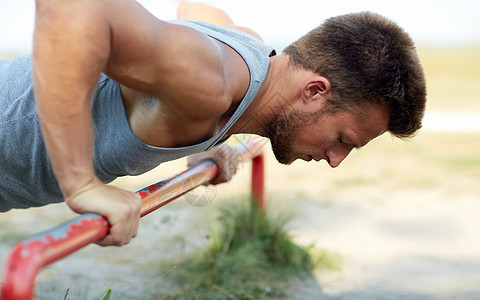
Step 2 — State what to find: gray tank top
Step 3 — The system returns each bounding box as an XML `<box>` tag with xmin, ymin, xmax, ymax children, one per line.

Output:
<box><xmin>0</xmin><ymin>21</ymin><xmax>275</xmax><ymax>211</ymax></box>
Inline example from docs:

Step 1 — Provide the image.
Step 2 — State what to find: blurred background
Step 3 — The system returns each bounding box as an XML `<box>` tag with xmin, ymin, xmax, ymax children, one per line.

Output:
<box><xmin>1</xmin><ymin>0</ymin><xmax>479</xmax><ymax>299</ymax></box>
<box><xmin>2</xmin><ymin>0</ymin><xmax>480</xmax><ymax>53</ymax></box>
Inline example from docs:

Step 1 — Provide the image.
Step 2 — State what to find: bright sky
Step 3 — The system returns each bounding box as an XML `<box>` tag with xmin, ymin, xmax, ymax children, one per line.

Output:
<box><xmin>1</xmin><ymin>0</ymin><xmax>479</xmax><ymax>56</ymax></box>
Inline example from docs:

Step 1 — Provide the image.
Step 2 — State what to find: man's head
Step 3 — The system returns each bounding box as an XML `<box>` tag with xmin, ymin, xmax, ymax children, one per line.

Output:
<box><xmin>267</xmin><ymin>11</ymin><xmax>426</xmax><ymax>167</ymax></box>
<box><xmin>283</xmin><ymin>11</ymin><xmax>426</xmax><ymax>139</ymax></box>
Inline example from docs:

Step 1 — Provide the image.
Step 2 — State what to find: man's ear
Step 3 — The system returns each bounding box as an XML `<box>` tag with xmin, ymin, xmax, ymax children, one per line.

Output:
<box><xmin>301</xmin><ymin>76</ymin><xmax>331</xmax><ymax>103</ymax></box>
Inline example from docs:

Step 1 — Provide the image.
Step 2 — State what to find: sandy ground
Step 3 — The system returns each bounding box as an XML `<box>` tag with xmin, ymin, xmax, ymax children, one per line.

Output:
<box><xmin>287</xmin><ymin>190</ymin><xmax>480</xmax><ymax>300</ymax></box>
<box><xmin>1</xmin><ymin>131</ymin><xmax>480</xmax><ymax>300</ymax></box>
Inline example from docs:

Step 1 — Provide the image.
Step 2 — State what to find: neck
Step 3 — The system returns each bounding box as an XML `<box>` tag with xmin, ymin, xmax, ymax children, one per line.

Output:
<box><xmin>227</xmin><ymin>54</ymin><xmax>296</xmax><ymax>137</ymax></box>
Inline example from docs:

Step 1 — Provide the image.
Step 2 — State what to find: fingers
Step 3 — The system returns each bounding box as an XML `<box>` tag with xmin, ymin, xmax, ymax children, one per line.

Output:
<box><xmin>186</xmin><ymin>143</ymin><xmax>248</xmax><ymax>185</ymax></box>
<box><xmin>97</xmin><ymin>192</ymin><xmax>141</xmax><ymax>247</ymax></box>
<box><xmin>209</xmin><ymin>145</ymin><xmax>241</xmax><ymax>185</ymax></box>
<box><xmin>65</xmin><ymin>179</ymin><xmax>142</xmax><ymax>247</ymax></box>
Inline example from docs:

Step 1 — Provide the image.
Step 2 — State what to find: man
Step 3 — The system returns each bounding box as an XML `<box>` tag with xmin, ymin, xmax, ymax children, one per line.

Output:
<box><xmin>0</xmin><ymin>1</ymin><xmax>426</xmax><ymax>246</ymax></box>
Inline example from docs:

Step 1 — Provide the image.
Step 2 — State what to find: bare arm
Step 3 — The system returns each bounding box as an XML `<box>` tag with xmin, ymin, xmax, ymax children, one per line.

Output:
<box><xmin>33</xmin><ymin>0</ymin><xmax>229</xmax><ymax>246</ymax></box>
<box><xmin>34</xmin><ymin>0</ymin><xmax>109</xmax><ymax>198</ymax></box>
<box><xmin>33</xmin><ymin>0</ymin><xmax>143</xmax><ymax>246</ymax></box>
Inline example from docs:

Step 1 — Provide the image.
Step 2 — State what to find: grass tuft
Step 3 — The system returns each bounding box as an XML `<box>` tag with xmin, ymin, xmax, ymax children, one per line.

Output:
<box><xmin>211</xmin><ymin>200</ymin><xmax>313</xmax><ymax>272</ymax></box>
<box><xmin>160</xmin><ymin>199</ymin><xmax>341</xmax><ymax>299</ymax></box>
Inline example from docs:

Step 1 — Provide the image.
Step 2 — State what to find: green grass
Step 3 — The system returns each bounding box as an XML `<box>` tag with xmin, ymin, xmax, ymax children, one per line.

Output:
<box><xmin>156</xmin><ymin>199</ymin><xmax>341</xmax><ymax>299</ymax></box>
<box><xmin>46</xmin><ymin>285</ymin><xmax>112</xmax><ymax>300</ymax></box>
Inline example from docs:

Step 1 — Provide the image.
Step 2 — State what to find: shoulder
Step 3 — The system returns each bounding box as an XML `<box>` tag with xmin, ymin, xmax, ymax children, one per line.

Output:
<box><xmin>150</xmin><ymin>22</ymin><xmax>251</xmax><ymax>120</ymax></box>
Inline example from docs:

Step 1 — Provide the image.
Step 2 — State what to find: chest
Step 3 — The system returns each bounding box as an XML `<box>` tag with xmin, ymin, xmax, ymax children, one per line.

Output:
<box><xmin>121</xmin><ymin>87</ymin><xmax>236</xmax><ymax>148</ymax></box>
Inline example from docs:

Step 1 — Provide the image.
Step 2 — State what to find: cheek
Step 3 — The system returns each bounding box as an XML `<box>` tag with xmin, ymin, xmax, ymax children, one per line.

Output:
<box><xmin>295</xmin><ymin>128</ymin><xmax>325</xmax><ymax>150</ymax></box>
<box><xmin>295</xmin><ymin>129</ymin><xmax>312</xmax><ymax>144</ymax></box>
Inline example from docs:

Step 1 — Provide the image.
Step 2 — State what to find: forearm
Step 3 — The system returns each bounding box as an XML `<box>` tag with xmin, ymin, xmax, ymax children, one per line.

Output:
<box><xmin>33</xmin><ymin>0</ymin><xmax>111</xmax><ymax>197</ymax></box>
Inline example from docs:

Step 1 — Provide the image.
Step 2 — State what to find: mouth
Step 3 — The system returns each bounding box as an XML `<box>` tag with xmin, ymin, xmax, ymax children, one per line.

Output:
<box><xmin>310</xmin><ymin>155</ymin><xmax>324</xmax><ymax>162</ymax></box>
<box><xmin>298</xmin><ymin>154</ymin><xmax>326</xmax><ymax>163</ymax></box>
<box><xmin>300</xmin><ymin>155</ymin><xmax>318</xmax><ymax>162</ymax></box>
<box><xmin>299</xmin><ymin>155</ymin><xmax>313</xmax><ymax>162</ymax></box>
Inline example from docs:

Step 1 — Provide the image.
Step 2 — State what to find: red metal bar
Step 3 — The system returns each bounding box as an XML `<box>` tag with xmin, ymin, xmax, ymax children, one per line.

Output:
<box><xmin>1</xmin><ymin>213</ymin><xmax>110</xmax><ymax>300</ymax></box>
<box><xmin>139</xmin><ymin>160</ymin><xmax>218</xmax><ymax>217</ymax></box>
<box><xmin>251</xmin><ymin>154</ymin><xmax>265</xmax><ymax>210</ymax></box>
<box><xmin>1</xmin><ymin>140</ymin><xmax>264</xmax><ymax>300</ymax></box>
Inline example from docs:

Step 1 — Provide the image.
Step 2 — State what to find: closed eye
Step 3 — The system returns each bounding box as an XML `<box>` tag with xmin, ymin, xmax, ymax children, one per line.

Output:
<box><xmin>339</xmin><ymin>134</ymin><xmax>360</xmax><ymax>149</ymax></box>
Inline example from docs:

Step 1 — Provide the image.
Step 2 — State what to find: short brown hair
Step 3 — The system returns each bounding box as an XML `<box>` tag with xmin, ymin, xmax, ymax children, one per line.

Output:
<box><xmin>283</xmin><ymin>12</ymin><xmax>426</xmax><ymax>138</ymax></box>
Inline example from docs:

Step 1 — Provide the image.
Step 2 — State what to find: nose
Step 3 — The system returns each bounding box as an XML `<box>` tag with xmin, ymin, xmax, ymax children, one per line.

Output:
<box><xmin>325</xmin><ymin>145</ymin><xmax>354</xmax><ymax>168</ymax></box>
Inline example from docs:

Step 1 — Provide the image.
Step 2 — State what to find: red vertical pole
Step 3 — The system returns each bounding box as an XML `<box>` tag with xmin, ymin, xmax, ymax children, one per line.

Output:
<box><xmin>251</xmin><ymin>153</ymin><xmax>265</xmax><ymax>211</ymax></box>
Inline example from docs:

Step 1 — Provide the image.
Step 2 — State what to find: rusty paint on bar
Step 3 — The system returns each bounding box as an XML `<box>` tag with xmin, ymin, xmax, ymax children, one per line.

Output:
<box><xmin>1</xmin><ymin>214</ymin><xmax>109</xmax><ymax>300</ymax></box>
